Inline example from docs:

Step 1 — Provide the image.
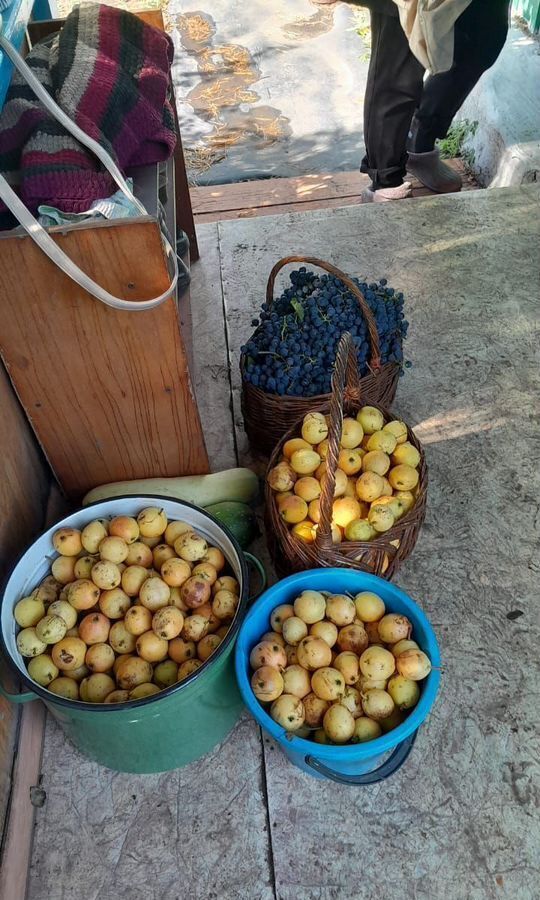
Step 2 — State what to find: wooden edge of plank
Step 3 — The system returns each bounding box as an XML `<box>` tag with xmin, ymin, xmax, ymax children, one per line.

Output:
<box><xmin>193</xmin><ymin>178</ymin><xmax>478</xmax><ymax>223</ymax></box>
<box><xmin>190</xmin><ymin>173</ymin><xmax>369</xmax><ymax>215</ymax></box>
<box><xmin>0</xmin><ymin>702</ymin><xmax>46</xmax><ymax>900</ymax></box>
<box><xmin>191</xmin><ymin>161</ymin><xmax>475</xmax><ymax>222</ymax></box>
<box><xmin>193</xmin><ymin>194</ymin><xmax>363</xmax><ymax>224</ymax></box>
<box><xmin>0</xmin><ymin>484</ymin><xmax>67</xmax><ymax>900</ymax></box>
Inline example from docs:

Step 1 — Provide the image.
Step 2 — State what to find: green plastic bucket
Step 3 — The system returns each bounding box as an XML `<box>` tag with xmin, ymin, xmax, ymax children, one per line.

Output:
<box><xmin>0</xmin><ymin>496</ymin><xmax>264</xmax><ymax>773</ymax></box>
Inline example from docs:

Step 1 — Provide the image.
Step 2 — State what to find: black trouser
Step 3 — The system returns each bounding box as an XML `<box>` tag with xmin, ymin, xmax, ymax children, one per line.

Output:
<box><xmin>360</xmin><ymin>0</ymin><xmax>510</xmax><ymax>189</ymax></box>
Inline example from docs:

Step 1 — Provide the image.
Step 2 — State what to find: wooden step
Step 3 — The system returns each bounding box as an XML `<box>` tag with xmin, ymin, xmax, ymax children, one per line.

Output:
<box><xmin>191</xmin><ymin>159</ymin><xmax>477</xmax><ymax>223</ymax></box>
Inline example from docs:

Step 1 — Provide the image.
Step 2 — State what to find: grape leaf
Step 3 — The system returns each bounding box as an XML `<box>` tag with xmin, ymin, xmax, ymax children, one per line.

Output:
<box><xmin>291</xmin><ymin>299</ymin><xmax>305</xmax><ymax>322</ymax></box>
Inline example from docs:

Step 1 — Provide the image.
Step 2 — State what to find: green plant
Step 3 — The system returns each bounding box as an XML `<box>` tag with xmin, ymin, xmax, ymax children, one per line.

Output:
<box><xmin>437</xmin><ymin>120</ymin><xmax>478</xmax><ymax>159</ymax></box>
<box><xmin>352</xmin><ymin>8</ymin><xmax>372</xmax><ymax>62</ymax></box>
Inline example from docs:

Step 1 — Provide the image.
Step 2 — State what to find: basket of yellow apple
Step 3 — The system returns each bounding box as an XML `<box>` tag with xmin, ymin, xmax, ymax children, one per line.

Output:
<box><xmin>265</xmin><ymin>333</ymin><xmax>427</xmax><ymax>578</ymax></box>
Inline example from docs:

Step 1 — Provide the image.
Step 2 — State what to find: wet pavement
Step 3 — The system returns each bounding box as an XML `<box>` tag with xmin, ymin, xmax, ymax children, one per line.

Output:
<box><xmin>169</xmin><ymin>0</ymin><xmax>369</xmax><ymax>184</ymax></box>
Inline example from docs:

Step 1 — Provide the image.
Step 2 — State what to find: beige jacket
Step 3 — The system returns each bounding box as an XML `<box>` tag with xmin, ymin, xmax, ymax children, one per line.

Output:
<box><xmin>393</xmin><ymin>0</ymin><xmax>474</xmax><ymax>74</ymax></box>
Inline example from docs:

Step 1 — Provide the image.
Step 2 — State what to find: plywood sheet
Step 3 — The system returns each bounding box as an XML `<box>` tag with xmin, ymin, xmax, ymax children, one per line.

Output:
<box><xmin>0</xmin><ymin>364</ymin><xmax>50</xmax><ymax>851</ymax></box>
<box><xmin>0</xmin><ymin>220</ymin><xmax>208</xmax><ymax>497</ymax></box>
<box><xmin>191</xmin><ymin>161</ymin><xmax>476</xmax><ymax>223</ymax></box>
<box><xmin>188</xmin><ymin>224</ymin><xmax>236</xmax><ymax>471</ymax></box>
<box><xmin>219</xmin><ymin>184</ymin><xmax>540</xmax><ymax>899</ymax></box>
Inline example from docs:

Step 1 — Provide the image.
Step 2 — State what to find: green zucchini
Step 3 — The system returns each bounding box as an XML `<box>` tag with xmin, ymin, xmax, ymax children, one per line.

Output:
<box><xmin>205</xmin><ymin>502</ymin><xmax>259</xmax><ymax>549</ymax></box>
<box><xmin>83</xmin><ymin>468</ymin><xmax>259</xmax><ymax>508</ymax></box>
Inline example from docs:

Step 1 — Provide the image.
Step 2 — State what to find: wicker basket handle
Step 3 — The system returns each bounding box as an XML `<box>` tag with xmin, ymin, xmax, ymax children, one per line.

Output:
<box><xmin>266</xmin><ymin>256</ymin><xmax>382</xmax><ymax>370</ymax></box>
<box><xmin>316</xmin><ymin>333</ymin><xmax>360</xmax><ymax>550</ymax></box>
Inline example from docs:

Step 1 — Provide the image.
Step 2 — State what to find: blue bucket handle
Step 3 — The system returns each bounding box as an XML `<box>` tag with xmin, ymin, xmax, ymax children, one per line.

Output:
<box><xmin>243</xmin><ymin>552</ymin><xmax>267</xmax><ymax>602</ymax></box>
<box><xmin>305</xmin><ymin>731</ymin><xmax>416</xmax><ymax>785</ymax></box>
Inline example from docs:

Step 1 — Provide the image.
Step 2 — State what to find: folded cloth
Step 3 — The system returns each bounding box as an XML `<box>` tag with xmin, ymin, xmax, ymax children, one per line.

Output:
<box><xmin>392</xmin><ymin>0</ymin><xmax>473</xmax><ymax>74</ymax></box>
<box><xmin>37</xmin><ymin>179</ymin><xmax>141</xmax><ymax>226</ymax></box>
<box><xmin>0</xmin><ymin>3</ymin><xmax>176</xmax><ymax>217</ymax></box>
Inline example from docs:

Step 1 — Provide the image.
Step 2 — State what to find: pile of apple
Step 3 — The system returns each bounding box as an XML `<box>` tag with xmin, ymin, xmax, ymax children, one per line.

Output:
<box><xmin>249</xmin><ymin>588</ymin><xmax>432</xmax><ymax>744</ymax></box>
<box><xmin>267</xmin><ymin>406</ymin><xmax>421</xmax><ymax>543</ymax></box>
<box><xmin>13</xmin><ymin>507</ymin><xmax>240</xmax><ymax>703</ymax></box>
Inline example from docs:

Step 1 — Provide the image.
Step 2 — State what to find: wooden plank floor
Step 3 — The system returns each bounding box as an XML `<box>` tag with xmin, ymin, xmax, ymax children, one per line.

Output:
<box><xmin>191</xmin><ymin>160</ymin><xmax>477</xmax><ymax>223</ymax></box>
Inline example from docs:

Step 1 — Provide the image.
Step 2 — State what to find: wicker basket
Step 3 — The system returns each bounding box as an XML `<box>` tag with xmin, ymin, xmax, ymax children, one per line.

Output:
<box><xmin>241</xmin><ymin>256</ymin><xmax>401</xmax><ymax>457</ymax></box>
<box><xmin>264</xmin><ymin>333</ymin><xmax>427</xmax><ymax>580</ymax></box>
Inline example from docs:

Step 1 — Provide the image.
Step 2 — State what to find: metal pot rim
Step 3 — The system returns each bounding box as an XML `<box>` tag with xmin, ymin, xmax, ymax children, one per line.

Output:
<box><xmin>1</xmin><ymin>494</ymin><xmax>249</xmax><ymax>712</ymax></box>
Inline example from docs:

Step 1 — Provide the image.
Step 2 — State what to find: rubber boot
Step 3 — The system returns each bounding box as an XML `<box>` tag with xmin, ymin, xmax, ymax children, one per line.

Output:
<box><xmin>361</xmin><ymin>181</ymin><xmax>412</xmax><ymax>203</ymax></box>
<box><xmin>406</xmin><ymin>149</ymin><xmax>462</xmax><ymax>193</ymax></box>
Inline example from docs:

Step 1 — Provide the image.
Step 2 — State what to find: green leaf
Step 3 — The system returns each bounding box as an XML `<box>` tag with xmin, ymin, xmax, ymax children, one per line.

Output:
<box><xmin>291</xmin><ymin>299</ymin><xmax>305</xmax><ymax>322</ymax></box>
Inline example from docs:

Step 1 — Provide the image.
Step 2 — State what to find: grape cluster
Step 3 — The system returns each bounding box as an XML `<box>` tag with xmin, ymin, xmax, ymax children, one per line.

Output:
<box><xmin>241</xmin><ymin>268</ymin><xmax>409</xmax><ymax>397</ymax></box>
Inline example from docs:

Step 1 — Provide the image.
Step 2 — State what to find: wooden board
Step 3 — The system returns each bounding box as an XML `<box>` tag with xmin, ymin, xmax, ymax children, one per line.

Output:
<box><xmin>191</xmin><ymin>160</ymin><xmax>476</xmax><ymax>223</ymax></box>
<box><xmin>0</xmin><ymin>366</ymin><xmax>50</xmax><ymax>584</ymax></box>
<box><xmin>188</xmin><ymin>225</ymin><xmax>237</xmax><ymax>471</ymax></box>
<box><xmin>0</xmin><ymin>703</ymin><xmax>46</xmax><ymax>900</ymax></box>
<box><xmin>218</xmin><ymin>185</ymin><xmax>540</xmax><ymax>898</ymax></box>
<box><xmin>0</xmin><ymin>484</ymin><xmax>69</xmax><ymax>899</ymax></box>
<box><xmin>0</xmin><ymin>363</ymin><xmax>50</xmax><ymax>870</ymax></box>
<box><xmin>0</xmin><ymin>219</ymin><xmax>208</xmax><ymax>498</ymax></box>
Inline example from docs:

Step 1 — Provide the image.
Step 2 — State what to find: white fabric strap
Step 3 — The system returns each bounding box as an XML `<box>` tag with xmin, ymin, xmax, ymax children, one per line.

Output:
<box><xmin>0</xmin><ymin>32</ymin><xmax>178</xmax><ymax>311</ymax></box>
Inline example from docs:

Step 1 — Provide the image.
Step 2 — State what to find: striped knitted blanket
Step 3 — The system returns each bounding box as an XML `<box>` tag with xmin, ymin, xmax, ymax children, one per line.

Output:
<box><xmin>0</xmin><ymin>3</ymin><xmax>176</xmax><ymax>219</ymax></box>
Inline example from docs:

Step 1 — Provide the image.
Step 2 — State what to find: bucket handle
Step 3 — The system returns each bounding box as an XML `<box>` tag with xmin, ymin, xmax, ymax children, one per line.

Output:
<box><xmin>0</xmin><ymin>681</ymin><xmax>36</xmax><ymax>705</ymax></box>
<box><xmin>244</xmin><ymin>552</ymin><xmax>267</xmax><ymax>602</ymax></box>
<box><xmin>304</xmin><ymin>731</ymin><xmax>416</xmax><ymax>785</ymax></box>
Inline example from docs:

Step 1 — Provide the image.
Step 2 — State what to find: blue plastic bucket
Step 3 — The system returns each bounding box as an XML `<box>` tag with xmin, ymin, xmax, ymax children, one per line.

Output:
<box><xmin>235</xmin><ymin>569</ymin><xmax>440</xmax><ymax>785</ymax></box>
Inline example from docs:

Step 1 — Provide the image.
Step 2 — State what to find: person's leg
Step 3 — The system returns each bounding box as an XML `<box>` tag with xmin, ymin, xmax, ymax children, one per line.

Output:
<box><xmin>407</xmin><ymin>0</ymin><xmax>510</xmax><ymax>189</ymax></box>
<box><xmin>361</xmin><ymin>8</ymin><xmax>424</xmax><ymax>195</ymax></box>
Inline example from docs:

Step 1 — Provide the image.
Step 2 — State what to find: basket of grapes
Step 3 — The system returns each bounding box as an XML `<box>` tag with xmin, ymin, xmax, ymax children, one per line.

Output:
<box><xmin>241</xmin><ymin>256</ymin><xmax>408</xmax><ymax>457</ymax></box>
<box><xmin>264</xmin><ymin>332</ymin><xmax>427</xmax><ymax>579</ymax></box>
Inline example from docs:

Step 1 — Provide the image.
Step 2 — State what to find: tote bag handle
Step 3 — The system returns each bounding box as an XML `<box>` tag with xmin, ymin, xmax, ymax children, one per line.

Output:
<box><xmin>0</xmin><ymin>32</ymin><xmax>178</xmax><ymax>312</ymax></box>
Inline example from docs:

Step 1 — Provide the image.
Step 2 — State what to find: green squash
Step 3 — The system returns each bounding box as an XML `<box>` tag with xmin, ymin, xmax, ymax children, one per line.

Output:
<box><xmin>204</xmin><ymin>502</ymin><xmax>259</xmax><ymax>549</ymax></box>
